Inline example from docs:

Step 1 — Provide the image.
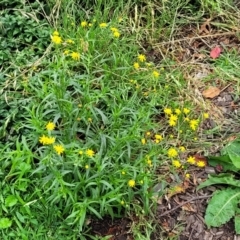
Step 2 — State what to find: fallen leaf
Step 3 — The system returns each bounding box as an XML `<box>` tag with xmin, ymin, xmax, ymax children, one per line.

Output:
<box><xmin>202</xmin><ymin>86</ymin><xmax>221</xmax><ymax>99</ymax></box>
<box><xmin>210</xmin><ymin>46</ymin><xmax>221</xmax><ymax>59</ymax></box>
<box><xmin>182</xmin><ymin>203</ymin><xmax>196</xmax><ymax>212</ymax></box>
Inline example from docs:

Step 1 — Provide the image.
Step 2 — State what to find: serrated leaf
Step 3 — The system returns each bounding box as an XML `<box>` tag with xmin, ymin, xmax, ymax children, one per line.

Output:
<box><xmin>205</xmin><ymin>188</ymin><xmax>240</xmax><ymax>228</ymax></box>
<box><xmin>0</xmin><ymin>218</ymin><xmax>12</xmax><ymax>229</ymax></box>
<box><xmin>197</xmin><ymin>174</ymin><xmax>240</xmax><ymax>190</ymax></box>
<box><xmin>235</xmin><ymin>214</ymin><xmax>240</xmax><ymax>234</ymax></box>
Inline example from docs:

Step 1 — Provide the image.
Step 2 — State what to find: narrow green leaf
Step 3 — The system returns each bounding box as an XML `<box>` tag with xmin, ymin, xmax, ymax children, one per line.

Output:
<box><xmin>205</xmin><ymin>188</ymin><xmax>240</xmax><ymax>228</ymax></box>
<box><xmin>197</xmin><ymin>174</ymin><xmax>240</xmax><ymax>190</ymax></box>
<box><xmin>235</xmin><ymin>214</ymin><xmax>240</xmax><ymax>234</ymax></box>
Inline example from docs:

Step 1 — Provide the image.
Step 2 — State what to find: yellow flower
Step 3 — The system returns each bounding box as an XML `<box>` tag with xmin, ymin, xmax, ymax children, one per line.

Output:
<box><xmin>155</xmin><ymin>134</ymin><xmax>163</xmax><ymax>140</ymax></box>
<box><xmin>185</xmin><ymin>173</ymin><xmax>190</xmax><ymax>179</ymax></box>
<box><xmin>147</xmin><ymin>159</ymin><xmax>153</xmax><ymax>167</ymax></box>
<box><xmin>39</xmin><ymin>135</ymin><xmax>55</xmax><ymax>145</ymax></box>
<box><xmin>86</xmin><ymin>149</ymin><xmax>95</xmax><ymax>157</ymax></box>
<box><xmin>110</xmin><ymin>27</ymin><xmax>118</xmax><ymax>32</ymax></box>
<box><xmin>167</xmin><ymin>148</ymin><xmax>178</xmax><ymax>158</ymax></box>
<box><xmin>187</xmin><ymin>156</ymin><xmax>195</xmax><ymax>165</ymax></box>
<box><xmin>51</xmin><ymin>35</ymin><xmax>62</xmax><ymax>44</ymax></box>
<box><xmin>66</xmin><ymin>39</ymin><xmax>74</xmax><ymax>44</ymax></box>
<box><xmin>53</xmin><ymin>31</ymin><xmax>59</xmax><ymax>36</ymax></box>
<box><xmin>203</xmin><ymin>113</ymin><xmax>209</xmax><ymax>119</ymax></box>
<box><xmin>164</xmin><ymin>108</ymin><xmax>172</xmax><ymax>115</ymax></box>
<box><xmin>179</xmin><ymin>146</ymin><xmax>186</xmax><ymax>152</ymax></box>
<box><xmin>137</xmin><ymin>54</ymin><xmax>146</xmax><ymax>62</ymax></box>
<box><xmin>46</xmin><ymin>122</ymin><xmax>55</xmax><ymax>131</ymax></box>
<box><xmin>189</xmin><ymin>119</ymin><xmax>199</xmax><ymax>131</ymax></box>
<box><xmin>183</xmin><ymin>108</ymin><xmax>190</xmax><ymax>114</ymax></box>
<box><xmin>170</xmin><ymin>114</ymin><xmax>178</xmax><ymax>122</ymax></box>
<box><xmin>54</xmin><ymin>144</ymin><xmax>65</xmax><ymax>155</ymax></box>
<box><xmin>113</xmin><ymin>31</ymin><xmax>120</xmax><ymax>38</ymax></box>
<box><xmin>63</xmin><ymin>50</ymin><xmax>69</xmax><ymax>55</ymax></box>
<box><xmin>99</xmin><ymin>23</ymin><xmax>107</xmax><ymax>28</ymax></box>
<box><xmin>71</xmin><ymin>52</ymin><xmax>80</xmax><ymax>60</ymax></box>
<box><xmin>169</xmin><ymin>119</ymin><xmax>177</xmax><ymax>127</ymax></box>
<box><xmin>81</xmin><ymin>21</ymin><xmax>88</xmax><ymax>27</ymax></box>
<box><xmin>85</xmin><ymin>164</ymin><xmax>89</xmax><ymax>169</ymax></box>
<box><xmin>133</xmin><ymin>62</ymin><xmax>140</xmax><ymax>70</ymax></box>
<box><xmin>152</xmin><ymin>71</ymin><xmax>160</xmax><ymax>78</ymax></box>
<box><xmin>172</xmin><ymin>160</ymin><xmax>181</xmax><ymax>168</ymax></box>
<box><xmin>175</xmin><ymin>109</ymin><xmax>181</xmax><ymax>115</ymax></box>
<box><xmin>141</xmin><ymin>138</ymin><xmax>146</xmax><ymax>145</ymax></box>
<box><xmin>128</xmin><ymin>179</ymin><xmax>135</xmax><ymax>188</ymax></box>
<box><xmin>146</xmin><ymin>131</ymin><xmax>151</xmax><ymax>136</ymax></box>
<box><xmin>196</xmin><ymin>161</ymin><xmax>206</xmax><ymax>168</ymax></box>
<box><xmin>79</xmin><ymin>150</ymin><xmax>83</xmax><ymax>155</ymax></box>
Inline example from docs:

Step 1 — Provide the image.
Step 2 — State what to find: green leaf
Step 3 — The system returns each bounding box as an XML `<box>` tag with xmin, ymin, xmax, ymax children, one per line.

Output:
<box><xmin>5</xmin><ymin>195</ymin><xmax>18</xmax><ymax>207</ymax></box>
<box><xmin>223</xmin><ymin>140</ymin><xmax>240</xmax><ymax>169</ymax></box>
<box><xmin>0</xmin><ymin>218</ymin><xmax>12</xmax><ymax>229</ymax></box>
<box><xmin>235</xmin><ymin>213</ymin><xmax>240</xmax><ymax>234</ymax></box>
<box><xmin>197</xmin><ymin>174</ymin><xmax>240</xmax><ymax>190</ymax></box>
<box><xmin>207</xmin><ymin>155</ymin><xmax>239</xmax><ymax>172</ymax></box>
<box><xmin>205</xmin><ymin>188</ymin><xmax>240</xmax><ymax>228</ymax></box>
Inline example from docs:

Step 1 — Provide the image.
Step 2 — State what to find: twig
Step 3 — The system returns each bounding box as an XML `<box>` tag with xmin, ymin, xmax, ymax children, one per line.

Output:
<box><xmin>159</xmin><ymin>194</ymin><xmax>212</xmax><ymax>217</ymax></box>
<box><xmin>220</xmin><ymin>83</ymin><xmax>232</xmax><ymax>94</ymax></box>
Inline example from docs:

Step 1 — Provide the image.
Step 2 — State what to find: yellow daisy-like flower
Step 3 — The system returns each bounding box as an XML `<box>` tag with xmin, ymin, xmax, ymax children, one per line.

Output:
<box><xmin>81</xmin><ymin>21</ymin><xmax>88</xmax><ymax>27</ymax></box>
<box><xmin>164</xmin><ymin>108</ymin><xmax>172</xmax><ymax>115</ymax></box>
<box><xmin>137</xmin><ymin>54</ymin><xmax>146</xmax><ymax>62</ymax></box>
<box><xmin>99</xmin><ymin>23</ymin><xmax>107</xmax><ymax>28</ymax></box>
<box><xmin>172</xmin><ymin>160</ymin><xmax>181</xmax><ymax>168</ymax></box>
<box><xmin>152</xmin><ymin>71</ymin><xmax>160</xmax><ymax>78</ymax></box>
<box><xmin>169</xmin><ymin>119</ymin><xmax>177</xmax><ymax>127</ymax></box>
<box><xmin>128</xmin><ymin>179</ymin><xmax>135</xmax><ymax>188</ymax></box>
<box><xmin>133</xmin><ymin>62</ymin><xmax>140</xmax><ymax>70</ymax></box>
<box><xmin>196</xmin><ymin>161</ymin><xmax>206</xmax><ymax>168</ymax></box>
<box><xmin>141</xmin><ymin>138</ymin><xmax>146</xmax><ymax>145</ymax></box>
<box><xmin>170</xmin><ymin>114</ymin><xmax>178</xmax><ymax>122</ymax></box>
<box><xmin>183</xmin><ymin>108</ymin><xmax>190</xmax><ymax>114</ymax></box>
<box><xmin>51</xmin><ymin>35</ymin><xmax>62</xmax><ymax>44</ymax></box>
<box><xmin>179</xmin><ymin>146</ymin><xmax>186</xmax><ymax>152</ymax></box>
<box><xmin>54</xmin><ymin>144</ymin><xmax>65</xmax><ymax>155</ymax></box>
<box><xmin>185</xmin><ymin>173</ymin><xmax>190</xmax><ymax>179</ymax></box>
<box><xmin>39</xmin><ymin>135</ymin><xmax>55</xmax><ymax>145</ymax></box>
<box><xmin>203</xmin><ymin>113</ymin><xmax>209</xmax><ymax>119</ymax></box>
<box><xmin>189</xmin><ymin>119</ymin><xmax>199</xmax><ymax>131</ymax></box>
<box><xmin>146</xmin><ymin>131</ymin><xmax>151</xmax><ymax>136</ymax></box>
<box><xmin>46</xmin><ymin>122</ymin><xmax>55</xmax><ymax>131</ymax></box>
<box><xmin>167</xmin><ymin>148</ymin><xmax>178</xmax><ymax>158</ymax></box>
<box><xmin>86</xmin><ymin>149</ymin><xmax>95</xmax><ymax>157</ymax></box>
<box><xmin>71</xmin><ymin>52</ymin><xmax>80</xmax><ymax>60</ymax></box>
<box><xmin>187</xmin><ymin>156</ymin><xmax>196</xmax><ymax>165</ymax></box>
<box><xmin>113</xmin><ymin>31</ymin><xmax>120</xmax><ymax>38</ymax></box>
<box><xmin>53</xmin><ymin>31</ymin><xmax>59</xmax><ymax>36</ymax></box>
<box><xmin>175</xmin><ymin>109</ymin><xmax>181</xmax><ymax>115</ymax></box>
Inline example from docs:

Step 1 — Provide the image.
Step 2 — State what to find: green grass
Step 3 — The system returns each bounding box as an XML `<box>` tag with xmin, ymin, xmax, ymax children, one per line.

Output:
<box><xmin>1</xmin><ymin>0</ymin><xmax>240</xmax><ymax>239</ymax></box>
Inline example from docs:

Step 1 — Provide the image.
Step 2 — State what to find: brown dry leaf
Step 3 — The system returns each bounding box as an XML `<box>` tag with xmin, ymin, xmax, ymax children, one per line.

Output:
<box><xmin>182</xmin><ymin>203</ymin><xmax>196</xmax><ymax>212</ymax></box>
<box><xmin>199</xmin><ymin>18</ymin><xmax>212</xmax><ymax>34</ymax></box>
<box><xmin>202</xmin><ymin>86</ymin><xmax>221</xmax><ymax>98</ymax></box>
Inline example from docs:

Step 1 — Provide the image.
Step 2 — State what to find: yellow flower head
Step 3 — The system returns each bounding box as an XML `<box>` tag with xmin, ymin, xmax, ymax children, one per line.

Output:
<box><xmin>179</xmin><ymin>146</ymin><xmax>186</xmax><ymax>152</ymax></box>
<box><xmin>46</xmin><ymin>122</ymin><xmax>55</xmax><ymax>131</ymax></box>
<box><xmin>63</xmin><ymin>50</ymin><xmax>69</xmax><ymax>55</ymax></box>
<box><xmin>164</xmin><ymin>108</ymin><xmax>172</xmax><ymax>115</ymax></box>
<box><xmin>189</xmin><ymin>119</ymin><xmax>199</xmax><ymax>131</ymax></box>
<box><xmin>133</xmin><ymin>62</ymin><xmax>140</xmax><ymax>70</ymax></box>
<box><xmin>203</xmin><ymin>113</ymin><xmax>209</xmax><ymax>119</ymax></box>
<box><xmin>169</xmin><ymin>119</ymin><xmax>177</xmax><ymax>127</ymax></box>
<box><xmin>71</xmin><ymin>52</ymin><xmax>80</xmax><ymax>60</ymax></box>
<box><xmin>79</xmin><ymin>150</ymin><xmax>83</xmax><ymax>155</ymax></box>
<box><xmin>170</xmin><ymin>114</ymin><xmax>178</xmax><ymax>122</ymax></box>
<box><xmin>183</xmin><ymin>108</ymin><xmax>190</xmax><ymax>114</ymax></box>
<box><xmin>110</xmin><ymin>27</ymin><xmax>118</xmax><ymax>32</ymax></box>
<box><xmin>54</xmin><ymin>144</ymin><xmax>65</xmax><ymax>155</ymax></box>
<box><xmin>175</xmin><ymin>109</ymin><xmax>181</xmax><ymax>115</ymax></box>
<box><xmin>167</xmin><ymin>148</ymin><xmax>178</xmax><ymax>158</ymax></box>
<box><xmin>53</xmin><ymin>31</ymin><xmax>59</xmax><ymax>36</ymax></box>
<box><xmin>99</xmin><ymin>23</ymin><xmax>107</xmax><ymax>28</ymax></box>
<box><xmin>113</xmin><ymin>31</ymin><xmax>120</xmax><ymax>38</ymax></box>
<box><xmin>81</xmin><ymin>21</ymin><xmax>88</xmax><ymax>27</ymax></box>
<box><xmin>196</xmin><ymin>161</ymin><xmax>206</xmax><ymax>168</ymax></box>
<box><xmin>141</xmin><ymin>138</ymin><xmax>146</xmax><ymax>145</ymax></box>
<box><xmin>172</xmin><ymin>160</ymin><xmax>181</xmax><ymax>168</ymax></box>
<box><xmin>128</xmin><ymin>179</ymin><xmax>135</xmax><ymax>188</ymax></box>
<box><xmin>51</xmin><ymin>35</ymin><xmax>62</xmax><ymax>44</ymax></box>
<box><xmin>85</xmin><ymin>164</ymin><xmax>89</xmax><ymax>169</ymax></box>
<box><xmin>146</xmin><ymin>131</ymin><xmax>151</xmax><ymax>136</ymax></box>
<box><xmin>152</xmin><ymin>71</ymin><xmax>160</xmax><ymax>78</ymax></box>
<box><xmin>185</xmin><ymin>173</ymin><xmax>190</xmax><ymax>179</ymax></box>
<box><xmin>39</xmin><ymin>135</ymin><xmax>55</xmax><ymax>145</ymax></box>
<box><xmin>187</xmin><ymin>156</ymin><xmax>196</xmax><ymax>165</ymax></box>
<box><xmin>86</xmin><ymin>149</ymin><xmax>95</xmax><ymax>157</ymax></box>
<box><xmin>138</xmin><ymin>54</ymin><xmax>146</xmax><ymax>62</ymax></box>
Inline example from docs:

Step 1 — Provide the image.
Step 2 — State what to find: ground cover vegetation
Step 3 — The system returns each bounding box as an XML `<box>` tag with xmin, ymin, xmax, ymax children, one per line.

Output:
<box><xmin>1</xmin><ymin>0</ymin><xmax>240</xmax><ymax>239</ymax></box>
